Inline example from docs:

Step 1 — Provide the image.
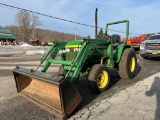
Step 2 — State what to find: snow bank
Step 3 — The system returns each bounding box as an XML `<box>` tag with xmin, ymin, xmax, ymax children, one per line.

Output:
<box><xmin>20</xmin><ymin>43</ymin><xmax>32</xmax><ymax>46</ymax></box>
<box><xmin>25</xmin><ymin>49</ymin><xmax>70</xmax><ymax>56</ymax></box>
<box><xmin>25</xmin><ymin>50</ymin><xmax>45</xmax><ymax>55</ymax></box>
<box><xmin>0</xmin><ymin>45</ymin><xmax>73</xmax><ymax>56</ymax></box>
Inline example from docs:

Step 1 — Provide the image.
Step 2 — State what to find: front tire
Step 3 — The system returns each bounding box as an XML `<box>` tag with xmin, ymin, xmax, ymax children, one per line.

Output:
<box><xmin>118</xmin><ymin>48</ymin><xmax>137</xmax><ymax>79</ymax></box>
<box><xmin>88</xmin><ymin>64</ymin><xmax>110</xmax><ymax>93</ymax></box>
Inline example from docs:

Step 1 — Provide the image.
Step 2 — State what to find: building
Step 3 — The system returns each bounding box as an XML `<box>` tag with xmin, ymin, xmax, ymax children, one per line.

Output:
<box><xmin>0</xmin><ymin>28</ymin><xmax>16</xmax><ymax>45</ymax></box>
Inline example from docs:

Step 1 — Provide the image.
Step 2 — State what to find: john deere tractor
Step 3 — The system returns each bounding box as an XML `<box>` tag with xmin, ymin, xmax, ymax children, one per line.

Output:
<box><xmin>13</xmin><ymin>20</ymin><xmax>137</xmax><ymax>120</ymax></box>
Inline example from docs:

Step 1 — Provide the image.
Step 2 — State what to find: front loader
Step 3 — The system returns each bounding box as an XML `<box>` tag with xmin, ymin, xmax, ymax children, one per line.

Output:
<box><xmin>13</xmin><ymin>20</ymin><xmax>137</xmax><ymax>120</ymax></box>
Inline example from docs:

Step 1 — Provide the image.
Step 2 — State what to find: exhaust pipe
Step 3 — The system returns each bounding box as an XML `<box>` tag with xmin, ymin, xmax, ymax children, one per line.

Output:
<box><xmin>95</xmin><ymin>8</ymin><xmax>98</xmax><ymax>39</ymax></box>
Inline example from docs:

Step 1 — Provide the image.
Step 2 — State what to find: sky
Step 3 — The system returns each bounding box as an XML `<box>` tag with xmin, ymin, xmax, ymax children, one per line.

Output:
<box><xmin>0</xmin><ymin>0</ymin><xmax>160</xmax><ymax>38</ymax></box>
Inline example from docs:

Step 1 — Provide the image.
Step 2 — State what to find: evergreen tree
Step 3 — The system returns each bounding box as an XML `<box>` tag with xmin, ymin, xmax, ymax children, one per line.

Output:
<box><xmin>98</xmin><ymin>28</ymin><xmax>104</xmax><ymax>38</ymax></box>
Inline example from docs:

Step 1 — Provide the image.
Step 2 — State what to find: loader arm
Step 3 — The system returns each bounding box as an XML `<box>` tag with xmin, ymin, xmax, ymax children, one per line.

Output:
<box><xmin>70</xmin><ymin>39</ymin><xmax>111</xmax><ymax>83</ymax></box>
<box><xmin>41</xmin><ymin>39</ymin><xmax>110</xmax><ymax>84</ymax></box>
<box><xmin>41</xmin><ymin>42</ymin><xmax>67</xmax><ymax>72</ymax></box>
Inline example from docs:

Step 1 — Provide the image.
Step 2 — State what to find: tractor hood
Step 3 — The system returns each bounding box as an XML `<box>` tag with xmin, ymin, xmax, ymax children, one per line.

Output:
<box><xmin>65</xmin><ymin>40</ymin><xmax>83</xmax><ymax>48</ymax></box>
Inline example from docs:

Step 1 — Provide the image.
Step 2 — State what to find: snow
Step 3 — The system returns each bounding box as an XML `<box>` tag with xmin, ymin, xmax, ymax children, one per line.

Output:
<box><xmin>0</xmin><ymin>45</ymin><xmax>50</xmax><ymax>56</ymax></box>
<box><xmin>25</xmin><ymin>50</ymin><xmax>45</xmax><ymax>55</ymax></box>
<box><xmin>19</xmin><ymin>42</ymin><xmax>32</xmax><ymax>46</ymax></box>
<box><xmin>0</xmin><ymin>45</ymin><xmax>74</xmax><ymax>56</ymax></box>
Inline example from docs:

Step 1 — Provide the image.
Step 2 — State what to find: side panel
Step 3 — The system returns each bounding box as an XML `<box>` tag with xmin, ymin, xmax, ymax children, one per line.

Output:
<box><xmin>105</xmin><ymin>43</ymin><xmax>114</xmax><ymax>67</ymax></box>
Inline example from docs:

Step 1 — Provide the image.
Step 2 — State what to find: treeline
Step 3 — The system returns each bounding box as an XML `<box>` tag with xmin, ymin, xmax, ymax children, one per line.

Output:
<box><xmin>5</xmin><ymin>26</ymin><xmax>85</xmax><ymax>43</ymax></box>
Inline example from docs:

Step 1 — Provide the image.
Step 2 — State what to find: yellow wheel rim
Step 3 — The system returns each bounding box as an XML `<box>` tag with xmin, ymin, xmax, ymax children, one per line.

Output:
<box><xmin>130</xmin><ymin>57</ymin><xmax>135</xmax><ymax>72</ymax></box>
<box><xmin>96</xmin><ymin>70</ymin><xmax>108</xmax><ymax>89</ymax></box>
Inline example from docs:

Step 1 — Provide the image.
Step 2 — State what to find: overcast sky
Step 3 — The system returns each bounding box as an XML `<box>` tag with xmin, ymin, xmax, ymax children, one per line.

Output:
<box><xmin>0</xmin><ymin>0</ymin><xmax>160</xmax><ymax>38</ymax></box>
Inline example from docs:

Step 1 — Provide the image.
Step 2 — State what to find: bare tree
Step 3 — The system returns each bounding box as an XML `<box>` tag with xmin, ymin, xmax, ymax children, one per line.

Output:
<box><xmin>15</xmin><ymin>10</ymin><xmax>42</xmax><ymax>42</ymax></box>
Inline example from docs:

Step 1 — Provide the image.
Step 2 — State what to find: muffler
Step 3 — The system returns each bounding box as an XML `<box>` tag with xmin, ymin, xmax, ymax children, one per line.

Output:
<box><xmin>13</xmin><ymin>67</ymin><xmax>82</xmax><ymax>120</ymax></box>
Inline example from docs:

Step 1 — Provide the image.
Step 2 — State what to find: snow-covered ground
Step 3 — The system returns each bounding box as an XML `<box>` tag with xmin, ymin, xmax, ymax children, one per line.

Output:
<box><xmin>0</xmin><ymin>45</ymin><xmax>71</xmax><ymax>56</ymax></box>
<box><xmin>19</xmin><ymin>43</ymin><xmax>32</xmax><ymax>47</ymax></box>
<box><xmin>0</xmin><ymin>45</ymin><xmax>50</xmax><ymax>56</ymax></box>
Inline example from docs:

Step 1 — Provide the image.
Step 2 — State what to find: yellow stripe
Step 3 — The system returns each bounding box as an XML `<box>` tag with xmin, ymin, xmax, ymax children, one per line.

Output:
<box><xmin>65</xmin><ymin>45</ymin><xmax>82</xmax><ymax>48</ymax></box>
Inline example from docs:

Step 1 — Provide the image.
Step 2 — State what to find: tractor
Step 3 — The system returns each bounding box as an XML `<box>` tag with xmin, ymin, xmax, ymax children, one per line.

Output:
<box><xmin>13</xmin><ymin>19</ymin><xmax>137</xmax><ymax>120</ymax></box>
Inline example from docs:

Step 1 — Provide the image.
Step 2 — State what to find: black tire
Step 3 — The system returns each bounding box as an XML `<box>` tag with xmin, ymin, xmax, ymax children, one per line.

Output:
<box><xmin>118</xmin><ymin>48</ymin><xmax>137</xmax><ymax>79</ymax></box>
<box><xmin>58</xmin><ymin>65</ymin><xmax>64</xmax><ymax>76</ymax></box>
<box><xmin>88</xmin><ymin>64</ymin><xmax>110</xmax><ymax>93</ymax></box>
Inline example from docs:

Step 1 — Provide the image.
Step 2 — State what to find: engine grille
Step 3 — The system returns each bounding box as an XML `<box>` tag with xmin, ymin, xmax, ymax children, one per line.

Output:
<box><xmin>145</xmin><ymin>43</ymin><xmax>160</xmax><ymax>50</ymax></box>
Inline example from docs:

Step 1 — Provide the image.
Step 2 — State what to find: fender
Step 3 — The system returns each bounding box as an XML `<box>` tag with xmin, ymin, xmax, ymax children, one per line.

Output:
<box><xmin>114</xmin><ymin>44</ymin><xmax>131</xmax><ymax>63</ymax></box>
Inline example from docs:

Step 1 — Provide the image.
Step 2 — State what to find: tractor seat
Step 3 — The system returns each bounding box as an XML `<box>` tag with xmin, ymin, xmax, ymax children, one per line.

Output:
<box><xmin>111</xmin><ymin>34</ymin><xmax>121</xmax><ymax>49</ymax></box>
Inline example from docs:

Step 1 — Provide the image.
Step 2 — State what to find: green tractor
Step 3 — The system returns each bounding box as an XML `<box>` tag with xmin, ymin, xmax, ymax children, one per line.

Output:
<box><xmin>13</xmin><ymin>20</ymin><xmax>137</xmax><ymax>120</ymax></box>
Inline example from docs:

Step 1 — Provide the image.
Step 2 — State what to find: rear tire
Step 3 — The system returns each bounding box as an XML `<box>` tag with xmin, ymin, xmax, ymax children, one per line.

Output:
<box><xmin>88</xmin><ymin>64</ymin><xmax>110</xmax><ymax>93</ymax></box>
<box><xmin>118</xmin><ymin>48</ymin><xmax>137</xmax><ymax>79</ymax></box>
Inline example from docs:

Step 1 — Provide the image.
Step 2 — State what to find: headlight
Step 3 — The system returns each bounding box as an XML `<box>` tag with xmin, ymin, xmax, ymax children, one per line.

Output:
<box><xmin>140</xmin><ymin>43</ymin><xmax>145</xmax><ymax>50</ymax></box>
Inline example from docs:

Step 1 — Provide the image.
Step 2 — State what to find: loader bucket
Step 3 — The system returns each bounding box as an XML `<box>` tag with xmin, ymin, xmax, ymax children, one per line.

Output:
<box><xmin>13</xmin><ymin>67</ymin><xmax>82</xmax><ymax>120</ymax></box>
